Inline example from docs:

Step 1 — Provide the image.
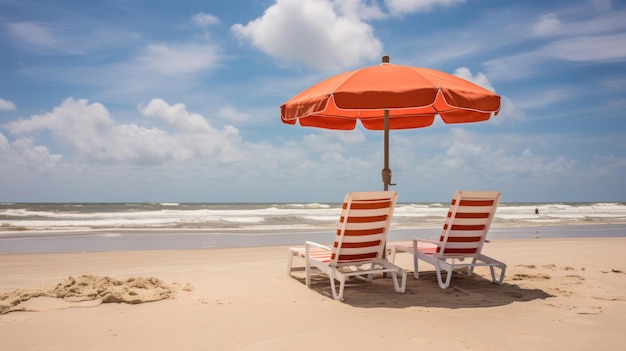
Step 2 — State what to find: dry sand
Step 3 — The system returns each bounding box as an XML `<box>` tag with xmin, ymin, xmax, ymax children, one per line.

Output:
<box><xmin>1</xmin><ymin>237</ymin><xmax>625</xmax><ymax>350</ymax></box>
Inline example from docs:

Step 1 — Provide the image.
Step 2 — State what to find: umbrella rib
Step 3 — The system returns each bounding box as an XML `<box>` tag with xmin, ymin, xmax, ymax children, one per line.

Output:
<box><xmin>329</xmin><ymin>68</ymin><xmax>364</xmax><ymax>95</ymax></box>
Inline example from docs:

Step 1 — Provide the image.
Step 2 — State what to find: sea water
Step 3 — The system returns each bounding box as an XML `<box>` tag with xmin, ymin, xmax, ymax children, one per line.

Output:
<box><xmin>1</xmin><ymin>202</ymin><xmax>625</xmax><ymax>253</ymax></box>
<box><xmin>2</xmin><ymin>202</ymin><xmax>626</xmax><ymax>231</ymax></box>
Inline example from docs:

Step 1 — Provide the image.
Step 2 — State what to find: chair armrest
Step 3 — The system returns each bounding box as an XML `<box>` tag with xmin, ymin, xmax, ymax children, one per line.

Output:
<box><xmin>413</xmin><ymin>238</ymin><xmax>441</xmax><ymax>247</ymax></box>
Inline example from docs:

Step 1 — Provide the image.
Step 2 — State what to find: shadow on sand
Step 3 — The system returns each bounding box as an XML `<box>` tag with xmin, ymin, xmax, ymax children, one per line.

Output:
<box><xmin>289</xmin><ymin>268</ymin><xmax>553</xmax><ymax>308</ymax></box>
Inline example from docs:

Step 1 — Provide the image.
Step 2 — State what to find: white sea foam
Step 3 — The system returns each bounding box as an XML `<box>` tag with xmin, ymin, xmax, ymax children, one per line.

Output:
<box><xmin>1</xmin><ymin>202</ymin><xmax>626</xmax><ymax>232</ymax></box>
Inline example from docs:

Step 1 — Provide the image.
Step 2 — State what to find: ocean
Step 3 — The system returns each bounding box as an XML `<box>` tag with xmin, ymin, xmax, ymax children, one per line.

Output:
<box><xmin>2</xmin><ymin>202</ymin><xmax>626</xmax><ymax>253</ymax></box>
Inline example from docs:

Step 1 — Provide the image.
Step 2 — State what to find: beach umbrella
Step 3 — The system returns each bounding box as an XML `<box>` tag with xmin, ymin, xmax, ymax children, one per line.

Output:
<box><xmin>281</xmin><ymin>56</ymin><xmax>501</xmax><ymax>190</ymax></box>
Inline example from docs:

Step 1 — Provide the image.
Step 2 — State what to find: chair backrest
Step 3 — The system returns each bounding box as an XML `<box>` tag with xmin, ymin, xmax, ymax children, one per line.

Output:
<box><xmin>437</xmin><ymin>190</ymin><xmax>501</xmax><ymax>259</ymax></box>
<box><xmin>331</xmin><ymin>191</ymin><xmax>398</xmax><ymax>267</ymax></box>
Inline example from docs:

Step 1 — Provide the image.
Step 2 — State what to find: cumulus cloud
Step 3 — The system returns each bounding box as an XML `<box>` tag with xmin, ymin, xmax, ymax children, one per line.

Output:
<box><xmin>384</xmin><ymin>0</ymin><xmax>465</xmax><ymax>16</ymax></box>
<box><xmin>0</xmin><ymin>132</ymin><xmax>9</xmax><ymax>151</ymax></box>
<box><xmin>0</xmin><ymin>132</ymin><xmax>62</xmax><ymax>177</ymax></box>
<box><xmin>0</xmin><ymin>98</ymin><xmax>16</xmax><ymax>111</ymax></box>
<box><xmin>218</xmin><ymin>107</ymin><xmax>250</xmax><ymax>123</ymax></box>
<box><xmin>335</xmin><ymin>0</ymin><xmax>386</xmax><ymax>20</ymax></box>
<box><xmin>420</xmin><ymin>128</ymin><xmax>577</xmax><ymax>182</ymax></box>
<box><xmin>231</xmin><ymin>0</ymin><xmax>382</xmax><ymax>70</ymax></box>
<box><xmin>140</xmin><ymin>99</ymin><xmax>215</xmax><ymax>132</ymax></box>
<box><xmin>3</xmin><ymin>98</ymin><xmax>246</xmax><ymax>164</ymax></box>
<box><xmin>453</xmin><ymin>67</ymin><xmax>495</xmax><ymax>92</ymax></box>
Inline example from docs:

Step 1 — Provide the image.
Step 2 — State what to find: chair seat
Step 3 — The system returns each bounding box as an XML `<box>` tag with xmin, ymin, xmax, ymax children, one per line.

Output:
<box><xmin>389</xmin><ymin>241</ymin><xmax>438</xmax><ymax>255</ymax></box>
<box><xmin>289</xmin><ymin>246</ymin><xmax>332</xmax><ymax>262</ymax></box>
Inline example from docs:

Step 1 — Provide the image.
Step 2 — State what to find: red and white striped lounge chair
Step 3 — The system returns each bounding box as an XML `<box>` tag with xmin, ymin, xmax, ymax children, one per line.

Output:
<box><xmin>388</xmin><ymin>190</ymin><xmax>506</xmax><ymax>289</ymax></box>
<box><xmin>287</xmin><ymin>191</ymin><xmax>407</xmax><ymax>301</ymax></box>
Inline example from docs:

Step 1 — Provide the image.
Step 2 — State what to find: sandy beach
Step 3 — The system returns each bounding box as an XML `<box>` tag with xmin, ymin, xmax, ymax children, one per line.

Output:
<box><xmin>1</xmin><ymin>236</ymin><xmax>625</xmax><ymax>350</ymax></box>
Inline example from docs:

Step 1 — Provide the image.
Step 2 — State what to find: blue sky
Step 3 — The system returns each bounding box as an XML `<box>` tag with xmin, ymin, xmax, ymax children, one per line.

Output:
<box><xmin>1</xmin><ymin>0</ymin><xmax>625</xmax><ymax>203</ymax></box>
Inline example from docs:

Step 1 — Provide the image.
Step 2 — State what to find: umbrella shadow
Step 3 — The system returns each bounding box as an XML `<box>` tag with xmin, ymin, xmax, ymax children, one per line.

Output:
<box><xmin>290</xmin><ymin>268</ymin><xmax>553</xmax><ymax>308</ymax></box>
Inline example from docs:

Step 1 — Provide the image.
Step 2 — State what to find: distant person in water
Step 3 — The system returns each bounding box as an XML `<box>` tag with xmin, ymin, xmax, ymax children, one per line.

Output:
<box><xmin>535</xmin><ymin>207</ymin><xmax>539</xmax><ymax>215</ymax></box>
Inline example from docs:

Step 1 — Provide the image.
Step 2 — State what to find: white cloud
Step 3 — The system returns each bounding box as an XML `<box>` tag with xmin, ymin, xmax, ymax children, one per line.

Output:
<box><xmin>140</xmin><ymin>98</ymin><xmax>215</xmax><ymax>132</ymax></box>
<box><xmin>0</xmin><ymin>132</ymin><xmax>9</xmax><ymax>151</ymax></box>
<box><xmin>484</xmin><ymin>52</ymin><xmax>544</xmax><ymax>81</ymax></box>
<box><xmin>6</xmin><ymin>22</ymin><xmax>60</xmax><ymax>51</ymax></box>
<box><xmin>543</xmin><ymin>33</ymin><xmax>626</xmax><ymax>62</ymax></box>
<box><xmin>137</xmin><ymin>43</ymin><xmax>221</xmax><ymax>76</ymax></box>
<box><xmin>556</xmin><ymin>9</ymin><xmax>626</xmax><ymax>37</ymax></box>
<box><xmin>484</xmin><ymin>4</ymin><xmax>626</xmax><ymax>81</ymax></box>
<box><xmin>17</xmin><ymin>38</ymin><xmax>223</xmax><ymax>104</ymax></box>
<box><xmin>0</xmin><ymin>134</ymin><xmax>62</xmax><ymax>177</ymax></box>
<box><xmin>6</xmin><ymin>20</ymin><xmax>140</xmax><ymax>55</ymax></box>
<box><xmin>3</xmin><ymin>98</ymin><xmax>246</xmax><ymax>164</ymax></box>
<box><xmin>0</xmin><ymin>98</ymin><xmax>16</xmax><ymax>111</ymax></box>
<box><xmin>335</xmin><ymin>0</ymin><xmax>386</xmax><ymax>20</ymax></box>
<box><xmin>532</xmin><ymin>13</ymin><xmax>561</xmax><ymax>37</ymax></box>
<box><xmin>495</xmin><ymin>96</ymin><xmax>525</xmax><ymax>124</ymax></box>
<box><xmin>218</xmin><ymin>107</ymin><xmax>250</xmax><ymax>123</ymax></box>
<box><xmin>413</xmin><ymin>128</ymin><xmax>578</xmax><ymax>182</ymax></box>
<box><xmin>591</xmin><ymin>0</ymin><xmax>612</xmax><ymax>12</ymax></box>
<box><xmin>600</xmin><ymin>75</ymin><xmax>626</xmax><ymax>91</ymax></box>
<box><xmin>10</xmin><ymin>138</ymin><xmax>63</xmax><ymax>168</ymax></box>
<box><xmin>453</xmin><ymin>67</ymin><xmax>495</xmax><ymax>92</ymax></box>
<box><xmin>592</xmin><ymin>154</ymin><xmax>626</xmax><ymax>176</ymax></box>
<box><xmin>231</xmin><ymin>0</ymin><xmax>382</xmax><ymax>70</ymax></box>
<box><xmin>484</xmin><ymin>33</ymin><xmax>626</xmax><ymax>82</ymax></box>
<box><xmin>384</xmin><ymin>0</ymin><xmax>465</xmax><ymax>16</ymax></box>
<box><xmin>192</xmin><ymin>12</ymin><xmax>220</xmax><ymax>27</ymax></box>
<box><xmin>515</xmin><ymin>88</ymin><xmax>574</xmax><ymax>110</ymax></box>
<box><xmin>5</xmin><ymin>98</ymin><xmax>115</xmax><ymax>137</ymax></box>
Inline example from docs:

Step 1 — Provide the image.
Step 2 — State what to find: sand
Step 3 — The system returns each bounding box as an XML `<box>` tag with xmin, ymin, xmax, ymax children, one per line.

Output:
<box><xmin>0</xmin><ymin>237</ymin><xmax>625</xmax><ymax>350</ymax></box>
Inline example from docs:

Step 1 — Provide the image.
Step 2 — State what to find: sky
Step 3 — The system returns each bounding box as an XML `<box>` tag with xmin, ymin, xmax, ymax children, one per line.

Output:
<box><xmin>1</xmin><ymin>0</ymin><xmax>625</xmax><ymax>203</ymax></box>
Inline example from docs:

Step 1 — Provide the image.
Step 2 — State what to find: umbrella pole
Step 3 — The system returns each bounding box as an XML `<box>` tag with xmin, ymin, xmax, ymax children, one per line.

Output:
<box><xmin>382</xmin><ymin>109</ymin><xmax>393</xmax><ymax>265</ymax></box>
<box><xmin>382</xmin><ymin>109</ymin><xmax>393</xmax><ymax>190</ymax></box>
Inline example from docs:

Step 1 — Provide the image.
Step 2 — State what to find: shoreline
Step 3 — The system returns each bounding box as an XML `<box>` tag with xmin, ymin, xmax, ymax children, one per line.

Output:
<box><xmin>1</xmin><ymin>223</ymin><xmax>626</xmax><ymax>254</ymax></box>
<box><xmin>1</xmin><ymin>223</ymin><xmax>625</xmax><ymax>254</ymax></box>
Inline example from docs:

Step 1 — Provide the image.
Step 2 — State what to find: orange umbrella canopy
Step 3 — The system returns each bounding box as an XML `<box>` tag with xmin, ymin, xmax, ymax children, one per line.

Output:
<box><xmin>280</xmin><ymin>56</ymin><xmax>501</xmax><ymax>190</ymax></box>
<box><xmin>281</xmin><ymin>56</ymin><xmax>501</xmax><ymax>130</ymax></box>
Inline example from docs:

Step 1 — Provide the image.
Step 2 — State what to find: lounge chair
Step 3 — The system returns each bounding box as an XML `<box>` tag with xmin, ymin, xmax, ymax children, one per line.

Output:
<box><xmin>388</xmin><ymin>190</ymin><xmax>506</xmax><ymax>289</ymax></box>
<box><xmin>287</xmin><ymin>191</ymin><xmax>406</xmax><ymax>301</ymax></box>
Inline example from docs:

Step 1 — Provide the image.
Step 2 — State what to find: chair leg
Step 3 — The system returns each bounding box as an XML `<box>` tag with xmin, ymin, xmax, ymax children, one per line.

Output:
<box><xmin>329</xmin><ymin>271</ymin><xmax>346</xmax><ymax>301</ymax></box>
<box><xmin>392</xmin><ymin>269</ymin><xmax>407</xmax><ymax>293</ymax></box>
<box><xmin>435</xmin><ymin>261</ymin><xmax>453</xmax><ymax>289</ymax></box>
<box><xmin>488</xmin><ymin>265</ymin><xmax>505</xmax><ymax>284</ymax></box>
<box><xmin>366</xmin><ymin>263</ymin><xmax>374</xmax><ymax>282</ymax></box>
<box><xmin>388</xmin><ymin>246</ymin><xmax>396</xmax><ymax>263</ymax></box>
<box><xmin>286</xmin><ymin>250</ymin><xmax>295</xmax><ymax>275</ymax></box>
<box><xmin>493</xmin><ymin>264</ymin><xmax>506</xmax><ymax>285</ymax></box>
<box><xmin>413</xmin><ymin>253</ymin><xmax>420</xmax><ymax>279</ymax></box>
<box><xmin>305</xmin><ymin>257</ymin><xmax>311</xmax><ymax>287</ymax></box>
<box><xmin>468</xmin><ymin>258</ymin><xmax>477</xmax><ymax>276</ymax></box>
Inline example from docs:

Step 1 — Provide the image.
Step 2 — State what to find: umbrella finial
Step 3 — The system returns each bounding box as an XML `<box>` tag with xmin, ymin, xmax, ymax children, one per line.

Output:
<box><xmin>382</xmin><ymin>55</ymin><xmax>390</xmax><ymax>64</ymax></box>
